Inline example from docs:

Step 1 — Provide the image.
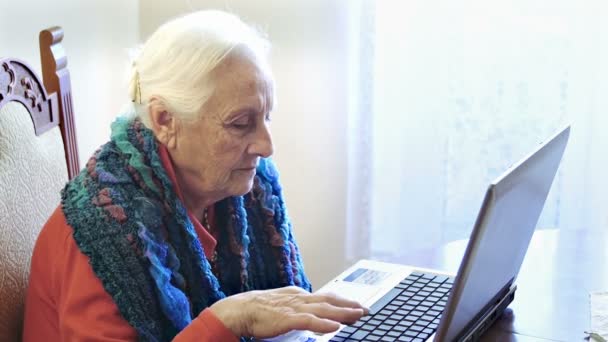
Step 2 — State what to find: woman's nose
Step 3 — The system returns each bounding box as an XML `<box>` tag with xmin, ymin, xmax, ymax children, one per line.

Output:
<box><xmin>249</xmin><ymin>123</ymin><xmax>273</xmax><ymax>158</ymax></box>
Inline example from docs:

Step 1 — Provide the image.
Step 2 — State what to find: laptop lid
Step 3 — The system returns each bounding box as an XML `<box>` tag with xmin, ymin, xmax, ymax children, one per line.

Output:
<box><xmin>434</xmin><ymin>125</ymin><xmax>570</xmax><ymax>341</ymax></box>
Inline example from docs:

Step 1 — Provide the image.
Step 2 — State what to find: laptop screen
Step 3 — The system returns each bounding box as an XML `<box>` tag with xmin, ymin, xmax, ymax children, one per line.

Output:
<box><xmin>438</xmin><ymin>126</ymin><xmax>570</xmax><ymax>341</ymax></box>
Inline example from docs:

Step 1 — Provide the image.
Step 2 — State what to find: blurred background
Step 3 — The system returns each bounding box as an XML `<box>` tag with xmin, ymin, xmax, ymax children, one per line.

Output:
<box><xmin>2</xmin><ymin>0</ymin><xmax>607</xmax><ymax>289</ymax></box>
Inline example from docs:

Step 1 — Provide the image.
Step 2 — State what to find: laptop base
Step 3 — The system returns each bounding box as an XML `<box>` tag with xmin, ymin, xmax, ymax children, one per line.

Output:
<box><xmin>457</xmin><ymin>285</ymin><xmax>516</xmax><ymax>342</ymax></box>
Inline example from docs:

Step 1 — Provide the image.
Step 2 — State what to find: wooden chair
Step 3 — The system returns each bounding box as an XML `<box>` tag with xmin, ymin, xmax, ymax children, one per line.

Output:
<box><xmin>0</xmin><ymin>27</ymin><xmax>79</xmax><ymax>341</ymax></box>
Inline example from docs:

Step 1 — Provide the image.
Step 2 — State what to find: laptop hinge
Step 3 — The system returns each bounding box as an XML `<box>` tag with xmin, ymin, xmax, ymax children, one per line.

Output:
<box><xmin>455</xmin><ymin>277</ymin><xmax>516</xmax><ymax>342</ymax></box>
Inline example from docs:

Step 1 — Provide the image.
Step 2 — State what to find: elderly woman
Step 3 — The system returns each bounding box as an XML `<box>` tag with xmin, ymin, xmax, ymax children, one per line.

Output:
<box><xmin>23</xmin><ymin>10</ymin><xmax>366</xmax><ymax>342</ymax></box>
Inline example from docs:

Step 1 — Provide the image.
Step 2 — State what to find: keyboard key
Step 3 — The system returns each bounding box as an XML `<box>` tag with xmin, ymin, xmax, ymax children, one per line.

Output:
<box><xmin>418</xmin><ymin>332</ymin><xmax>430</xmax><ymax>339</ymax></box>
<box><xmin>370</xmin><ymin>288</ymin><xmax>402</xmax><ymax>315</ymax></box>
<box><xmin>416</xmin><ymin>278</ymin><xmax>431</xmax><ymax>284</ymax></box>
<box><xmin>385</xmin><ymin>319</ymin><xmax>398</xmax><ymax>326</ymax></box>
<box><xmin>399</xmin><ymin>319</ymin><xmax>414</xmax><ymax>327</ymax></box>
<box><xmin>371</xmin><ymin>329</ymin><xmax>385</xmax><ymax>336</ymax></box>
<box><xmin>352</xmin><ymin>320</ymin><xmax>364</xmax><ymax>328</ymax></box>
<box><xmin>374</xmin><ymin>329</ymin><xmax>388</xmax><ymax>336</ymax></box>
<box><xmin>342</xmin><ymin>326</ymin><xmax>357</xmax><ymax>334</ymax></box>
<box><xmin>427</xmin><ymin>309</ymin><xmax>442</xmax><ymax>316</ymax></box>
<box><xmin>350</xmin><ymin>330</ymin><xmax>370</xmax><ymax>340</ymax></box>
<box><xmin>417</xmin><ymin>305</ymin><xmax>431</xmax><ymax>312</ymax></box>
<box><xmin>396</xmin><ymin>309</ymin><xmax>410</xmax><ymax>316</ymax></box>
<box><xmin>421</xmin><ymin>315</ymin><xmax>435</xmax><ymax>322</ymax></box>
<box><xmin>424</xmin><ymin>284</ymin><xmax>439</xmax><ymax>291</ymax></box>
<box><xmin>361</xmin><ymin>323</ymin><xmax>377</xmax><ymax>331</ymax></box>
<box><xmin>335</xmin><ymin>331</ymin><xmax>350</xmax><ymax>338</ymax></box>
<box><xmin>403</xmin><ymin>315</ymin><xmax>417</xmax><ymax>323</ymax></box>
<box><xmin>380</xmin><ymin>309</ymin><xmax>395</xmax><ymax>316</ymax></box>
<box><xmin>410</xmin><ymin>310</ymin><xmax>424</xmax><ymax>317</ymax></box>
<box><xmin>398</xmin><ymin>337</ymin><xmax>413</xmax><ymax>342</ymax></box>
<box><xmin>388</xmin><ymin>331</ymin><xmax>401</xmax><ymax>337</ymax></box>
<box><xmin>409</xmin><ymin>324</ymin><xmax>425</xmax><ymax>332</ymax></box>
<box><xmin>380</xmin><ymin>336</ymin><xmax>397</xmax><ymax>342</ymax></box>
<box><xmin>367</xmin><ymin>335</ymin><xmax>381</xmax><ymax>341</ymax></box>
<box><xmin>422</xmin><ymin>300</ymin><xmax>437</xmax><ymax>307</ymax></box>
<box><xmin>432</xmin><ymin>275</ymin><xmax>450</xmax><ymax>283</ymax></box>
<box><xmin>427</xmin><ymin>293</ymin><xmax>442</xmax><ymax>300</ymax></box>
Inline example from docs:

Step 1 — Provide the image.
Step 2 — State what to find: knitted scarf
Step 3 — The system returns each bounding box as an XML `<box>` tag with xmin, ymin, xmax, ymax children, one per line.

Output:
<box><xmin>61</xmin><ymin>117</ymin><xmax>311</xmax><ymax>341</ymax></box>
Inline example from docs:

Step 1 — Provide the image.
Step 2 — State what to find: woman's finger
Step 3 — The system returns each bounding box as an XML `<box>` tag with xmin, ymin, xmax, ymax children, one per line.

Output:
<box><xmin>299</xmin><ymin>302</ymin><xmax>365</xmax><ymax>324</ymax></box>
<box><xmin>303</xmin><ymin>292</ymin><xmax>368</xmax><ymax>312</ymax></box>
<box><xmin>283</xmin><ymin>313</ymin><xmax>341</xmax><ymax>335</ymax></box>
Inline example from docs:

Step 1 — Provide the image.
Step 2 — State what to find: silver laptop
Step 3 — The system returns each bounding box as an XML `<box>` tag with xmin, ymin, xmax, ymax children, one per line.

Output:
<box><xmin>267</xmin><ymin>125</ymin><xmax>570</xmax><ymax>342</ymax></box>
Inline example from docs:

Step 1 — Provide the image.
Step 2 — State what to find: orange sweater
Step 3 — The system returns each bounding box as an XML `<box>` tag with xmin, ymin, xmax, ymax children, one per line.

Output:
<box><xmin>23</xmin><ymin>146</ymin><xmax>238</xmax><ymax>342</ymax></box>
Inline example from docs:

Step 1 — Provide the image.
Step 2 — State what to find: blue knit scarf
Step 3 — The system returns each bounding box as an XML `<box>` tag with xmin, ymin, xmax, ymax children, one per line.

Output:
<box><xmin>61</xmin><ymin>117</ymin><xmax>311</xmax><ymax>341</ymax></box>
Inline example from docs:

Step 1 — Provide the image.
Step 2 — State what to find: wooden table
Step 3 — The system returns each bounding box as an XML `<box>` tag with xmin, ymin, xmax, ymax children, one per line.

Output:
<box><xmin>398</xmin><ymin>228</ymin><xmax>607</xmax><ymax>341</ymax></box>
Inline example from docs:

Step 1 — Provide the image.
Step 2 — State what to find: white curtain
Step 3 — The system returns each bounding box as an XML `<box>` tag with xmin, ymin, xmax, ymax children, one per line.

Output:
<box><xmin>346</xmin><ymin>0</ymin><xmax>608</xmax><ymax>263</ymax></box>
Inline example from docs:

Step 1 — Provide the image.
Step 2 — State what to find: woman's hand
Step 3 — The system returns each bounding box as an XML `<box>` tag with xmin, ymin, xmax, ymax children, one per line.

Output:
<box><xmin>208</xmin><ymin>286</ymin><xmax>368</xmax><ymax>339</ymax></box>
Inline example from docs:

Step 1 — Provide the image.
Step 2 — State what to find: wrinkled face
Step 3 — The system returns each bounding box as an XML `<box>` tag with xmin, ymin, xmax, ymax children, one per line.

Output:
<box><xmin>169</xmin><ymin>49</ymin><xmax>274</xmax><ymax>202</ymax></box>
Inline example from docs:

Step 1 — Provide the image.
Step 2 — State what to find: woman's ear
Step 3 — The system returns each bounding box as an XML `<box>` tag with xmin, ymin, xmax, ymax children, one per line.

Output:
<box><xmin>148</xmin><ymin>98</ymin><xmax>178</xmax><ymax>149</ymax></box>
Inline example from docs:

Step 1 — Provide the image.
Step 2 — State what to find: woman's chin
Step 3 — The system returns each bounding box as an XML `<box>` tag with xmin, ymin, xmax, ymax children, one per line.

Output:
<box><xmin>229</xmin><ymin>179</ymin><xmax>255</xmax><ymax>196</ymax></box>
<box><xmin>227</xmin><ymin>169</ymin><xmax>257</xmax><ymax>195</ymax></box>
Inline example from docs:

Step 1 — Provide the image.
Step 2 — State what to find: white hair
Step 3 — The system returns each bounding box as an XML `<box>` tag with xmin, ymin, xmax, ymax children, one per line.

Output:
<box><xmin>128</xmin><ymin>10</ymin><xmax>271</xmax><ymax>126</ymax></box>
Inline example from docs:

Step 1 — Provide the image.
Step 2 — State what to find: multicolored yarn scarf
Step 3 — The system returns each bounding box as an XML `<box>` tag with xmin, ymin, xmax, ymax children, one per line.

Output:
<box><xmin>61</xmin><ymin>117</ymin><xmax>311</xmax><ymax>341</ymax></box>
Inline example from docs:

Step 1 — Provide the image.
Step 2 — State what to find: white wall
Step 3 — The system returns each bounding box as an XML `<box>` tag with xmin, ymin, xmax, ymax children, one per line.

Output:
<box><xmin>139</xmin><ymin>0</ymin><xmax>353</xmax><ymax>288</ymax></box>
<box><xmin>0</xmin><ymin>0</ymin><xmax>139</xmax><ymax>166</ymax></box>
<box><xmin>1</xmin><ymin>0</ymin><xmax>352</xmax><ymax>289</ymax></box>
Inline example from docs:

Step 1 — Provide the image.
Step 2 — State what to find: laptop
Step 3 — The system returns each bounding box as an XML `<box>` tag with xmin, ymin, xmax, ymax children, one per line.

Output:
<box><xmin>267</xmin><ymin>125</ymin><xmax>570</xmax><ymax>342</ymax></box>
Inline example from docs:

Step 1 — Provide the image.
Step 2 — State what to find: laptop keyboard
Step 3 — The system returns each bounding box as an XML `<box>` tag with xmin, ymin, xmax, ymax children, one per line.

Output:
<box><xmin>329</xmin><ymin>272</ymin><xmax>454</xmax><ymax>342</ymax></box>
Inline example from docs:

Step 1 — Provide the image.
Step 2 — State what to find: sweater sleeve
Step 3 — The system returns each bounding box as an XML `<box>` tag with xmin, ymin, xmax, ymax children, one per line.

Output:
<box><xmin>173</xmin><ymin>309</ymin><xmax>239</xmax><ymax>342</ymax></box>
<box><xmin>23</xmin><ymin>207</ymin><xmax>238</xmax><ymax>342</ymax></box>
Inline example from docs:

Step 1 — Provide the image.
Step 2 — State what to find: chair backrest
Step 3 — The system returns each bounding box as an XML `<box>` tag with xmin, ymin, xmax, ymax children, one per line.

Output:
<box><xmin>0</xmin><ymin>27</ymin><xmax>79</xmax><ymax>341</ymax></box>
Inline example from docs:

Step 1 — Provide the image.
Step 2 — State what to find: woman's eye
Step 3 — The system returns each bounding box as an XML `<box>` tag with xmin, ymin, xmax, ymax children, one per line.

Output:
<box><xmin>231</xmin><ymin>119</ymin><xmax>251</xmax><ymax>129</ymax></box>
